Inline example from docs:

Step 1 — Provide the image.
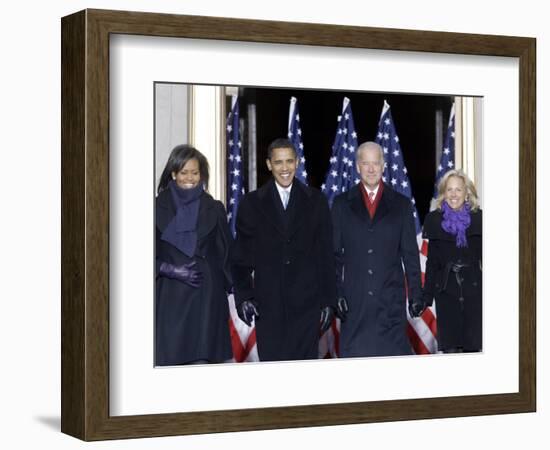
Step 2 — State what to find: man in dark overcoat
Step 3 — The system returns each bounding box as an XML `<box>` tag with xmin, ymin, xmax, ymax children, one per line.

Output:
<box><xmin>231</xmin><ymin>138</ymin><xmax>337</xmax><ymax>361</ymax></box>
<box><xmin>331</xmin><ymin>141</ymin><xmax>423</xmax><ymax>357</ymax></box>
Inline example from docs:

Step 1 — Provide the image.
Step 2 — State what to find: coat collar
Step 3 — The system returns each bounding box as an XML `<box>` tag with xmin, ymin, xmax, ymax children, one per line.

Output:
<box><xmin>348</xmin><ymin>183</ymin><xmax>394</xmax><ymax>226</ymax></box>
<box><xmin>256</xmin><ymin>178</ymin><xmax>312</xmax><ymax>238</ymax></box>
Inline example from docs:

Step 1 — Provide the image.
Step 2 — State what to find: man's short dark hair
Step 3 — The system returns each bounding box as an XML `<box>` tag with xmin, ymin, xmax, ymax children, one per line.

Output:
<box><xmin>267</xmin><ymin>138</ymin><xmax>297</xmax><ymax>160</ymax></box>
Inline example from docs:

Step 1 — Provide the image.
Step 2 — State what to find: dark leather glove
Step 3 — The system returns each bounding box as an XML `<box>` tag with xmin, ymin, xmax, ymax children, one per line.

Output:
<box><xmin>408</xmin><ymin>298</ymin><xmax>426</xmax><ymax>318</ymax></box>
<box><xmin>236</xmin><ymin>300</ymin><xmax>259</xmax><ymax>327</ymax></box>
<box><xmin>159</xmin><ymin>261</ymin><xmax>203</xmax><ymax>288</ymax></box>
<box><xmin>320</xmin><ymin>306</ymin><xmax>335</xmax><ymax>333</ymax></box>
<box><xmin>335</xmin><ymin>297</ymin><xmax>349</xmax><ymax>322</ymax></box>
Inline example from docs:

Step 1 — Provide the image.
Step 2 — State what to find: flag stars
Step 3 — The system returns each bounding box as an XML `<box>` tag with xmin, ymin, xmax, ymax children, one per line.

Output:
<box><xmin>394</xmin><ymin>136</ymin><xmax>399</xmax><ymax>143</ymax></box>
<box><xmin>391</xmin><ymin>178</ymin><xmax>397</xmax><ymax>186</ymax></box>
<box><xmin>227</xmin><ymin>125</ymin><xmax>232</xmax><ymax>132</ymax></box>
<box><xmin>443</xmin><ymin>147</ymin><xmax>450</xmax><ymax>155</ymax></box>
<box><xmin>447</xmin><ymin>161</ymin><xmax>454</xmax><ymax>168</ymax></box>
<box><xmin>331</xmin><ymin>170</ymin><xmax>338</xmax><ymax>178</ymax></box>
<box><xmin>385</xmin><ymin>118</ymin><xmax>391</xmax><ymax>125</ymax></box>
<box><xmin>300</xmin><ymin>156</ymin><xmax>306</xmax><ymax>163</ymax></box>
<box><xmin>393</xmin><ymin>149</ymin><xmax>400</xmax><ymax>157</ymax></box>
<box><xmin>331</xmin><ymin>185</ymin><xmax>339</xmax><ymax>192</ymax></box>
<box><xmin>231</xmin><ymin>183</ymin><xmax>238</xmax><ymax>191</ymax></box>
<box><xmin>401</xmin><ymin>180</ymin><xmax>408</xmax><ymax>189</ymax></box>
<box><xmin>403</xmin><ymin>167</ymin><xmax>408</xmax><ymax>174</ymax></box>
<box><xmin>235</xmin><ymin>155</ymin><xmax>241</xmax><ymax>163</ymax></box>
<box><xmin>392</xmin><ymin>163</ymin><xmax>398</xmax><ymax>171</ymax></box>
<box><xmin>383</xmin><ymin>132</ymin><xmax>389</xmax><ymax>140</ymax></box>
<box><xmin>232</xmin><ymin>169</ymin><xmax>240</xmax><ymax>176</ymax></box>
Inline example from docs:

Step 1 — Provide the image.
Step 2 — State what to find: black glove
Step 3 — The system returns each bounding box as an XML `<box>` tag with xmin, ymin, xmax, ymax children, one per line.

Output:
<box><xmin>159</xmin><ymin>261</ymin><xmax>203</xmax><ymax>288</ymax></box>
<box><xmin>335</xmin><ymin>297</ymin><xmax>349</xmax><ymax>322</ymax></box>
<box><xmin>236</xmin><ymin>300</ymin><xmax>259</xmax><ymax>327</ymax></box>
<box><xmin>408</xmin><ymin>298</ymin><xmax>426</xmax><ymax>318</ymax></box>
<box><xmin>320</xmin><ymin>306</ymin><xmax>335</xmax><ymax>333</ymax></box>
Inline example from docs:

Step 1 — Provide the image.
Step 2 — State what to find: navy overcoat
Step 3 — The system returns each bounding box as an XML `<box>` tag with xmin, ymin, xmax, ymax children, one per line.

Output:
<box><xmin>231</xmin><ymin>179</ymin><xmax>336</xmax><ymax>361</ymax></box>
<box><xmin>331</xmin><ymin>183</ymin><xmax>422</xmax><ymax>357</ymax></box>
<box><xmin>155</xmin><ymin>189</ymin><xmax>233</xmax><ymax>365</ymax></box>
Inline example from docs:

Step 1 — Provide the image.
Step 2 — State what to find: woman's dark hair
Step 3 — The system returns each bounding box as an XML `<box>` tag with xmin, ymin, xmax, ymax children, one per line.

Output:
<box><xmin>157</xmin><ymin>144</ymin><xmax>210</xmax><ymax>193</ymax></box>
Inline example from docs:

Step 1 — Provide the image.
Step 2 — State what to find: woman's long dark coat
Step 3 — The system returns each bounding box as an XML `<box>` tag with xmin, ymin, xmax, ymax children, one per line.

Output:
<box><xmin>331</xmin><ymin>184</ymin><xmax>423</xmax><ymax>357</ymax></box>
<box><xmin>422</xmin><ymin>209</ymin><xmax>482</xmax><ymax>352</ymax></box>
<box><xmin>155</xmin><ymin>189</ymin><xmax>233</xmax><ymax>365</ymax></box>
<box><xmin>231</xmin><ymin>179</ymin><xmax>337</xmax><ymax>362</ymax></box>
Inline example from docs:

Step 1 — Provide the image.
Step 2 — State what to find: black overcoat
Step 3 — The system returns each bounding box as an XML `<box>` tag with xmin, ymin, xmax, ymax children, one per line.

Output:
<box><xmin>422</xmin><ymin>209</ymin><xmax>482</xmax><ymax>351</ymax></box>
<box><xmin>331</xmin><ymin>184</ymin><xmax>422</xmax><ymax>357</ymax></box>
<box><xmin>155</xmin><ymin>189</ymin><xmax>233</xmax><ymax>365</ymax></box>
<box><xmin>231</xmin><ymin>179</ymin><xmax>337</xmax><ymax>361</ymax></box>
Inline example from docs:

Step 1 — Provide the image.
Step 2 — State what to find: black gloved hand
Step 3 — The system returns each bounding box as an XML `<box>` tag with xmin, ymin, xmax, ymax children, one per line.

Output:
<box><xmin>335</xmin><ymin>297</ymin><xmax>349</xmax><ymax>322</ymax></box>
<box><xmin>408</xmin><ymin>298</ymin><xmax>426</xmax><ymax>318</ymax></box>
<box><xmin>159</xmin><ymin>261</ymin><xmax>203</xmax><ymax>288</ymax></box>
<box><xmin>320</xmin><ymin>306</ymin><xmax>335</xmax><ymax>333</ymax></box>
<box><xmin>236</xmin><ymin>300</ymin><xmax>259</xmax><ymax>327</ymax></box>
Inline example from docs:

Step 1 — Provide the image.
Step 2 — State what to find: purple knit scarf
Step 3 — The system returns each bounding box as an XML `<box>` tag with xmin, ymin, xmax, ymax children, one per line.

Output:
<box><xmin>441</xmin><ymin>201</ymin><xmax>471</xmax><ymax>248</ymax></box>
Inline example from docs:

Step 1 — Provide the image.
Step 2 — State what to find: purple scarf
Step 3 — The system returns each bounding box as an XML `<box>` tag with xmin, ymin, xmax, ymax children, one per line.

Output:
<box><xmin>441</xmin><ymin>201</ymin><xmax>471</xmax><ymax>248</ymax></box>
<box><xmin>160</xmin><ymin>181</ymin><xmax>202</xmax><ymax>257</ymax></box>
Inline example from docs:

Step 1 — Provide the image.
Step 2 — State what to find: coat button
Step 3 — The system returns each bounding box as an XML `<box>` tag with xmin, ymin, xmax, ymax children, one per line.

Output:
<box><xmin>284</xmin><ymin>260</ymin><xmax>291</xmax><ymax>265</ymax></box>
<box><xmin>368</xmin><ymin>291</ymin><xmax>374</xmax><ymax>296</ymax></box>
<box><xmin>367</xmin><ymin>269</ymin><xmax>373</xmax><ymax>275</ymax></box>
<box><xmin>473</xmin><ymin>281</ymin><xmax>478</xmax><ymax>287</ymax></box>
<box><xmin>368</xmin><ymin>228</ymin><xmax>374</xmax><ymax>232</ymax></box>
<box><xmin>367</xmin><ymin>249</ymin><xmax>373</xmax><ymax>254</ymax></box>
<box><xmin>286</xmin><ymin>239</ymin><xmax>291</xmax><ymax>244</ymax></box>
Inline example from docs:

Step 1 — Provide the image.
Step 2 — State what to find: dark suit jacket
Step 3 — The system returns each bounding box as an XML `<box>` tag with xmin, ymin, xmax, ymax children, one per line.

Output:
<box><xmin>155</xmin><ymin>189</ymin><xmax>233</xmax><ymax>365</ymax></box>
<box><xmin>231</xmin><ymin>179</ymin><xmax>336</xmax><ymax>361</ymax></box>
<box><xmin>331</xmin><ymin>183</ymin><xmax>422</xmax><ymax>357</ymax></box>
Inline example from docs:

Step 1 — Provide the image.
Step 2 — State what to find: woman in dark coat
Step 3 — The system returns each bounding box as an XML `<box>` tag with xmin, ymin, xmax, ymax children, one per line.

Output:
<box><xmin>422</xmin><ymin>169</ymin><xmax>482</xmax><ymax>353</ymax></box>
<box><xmin>155</xmin><ymin>145</ymin><xmax>233</xmax><ymax>365</ymax></box>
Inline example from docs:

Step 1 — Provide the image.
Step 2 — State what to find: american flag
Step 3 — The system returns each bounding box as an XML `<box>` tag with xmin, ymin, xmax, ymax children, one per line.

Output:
<box><xmin>225</xmin><ymin>94</ymin><xmax>259</xmax><ymax>362</ymax></box>
<box><xmin>226</xmin><ymin>94</ymin><xmax>245</xmax><ymax>238</ymax></box>
<box><xmin>321</xmin><ymin>97</ymin><xmax>360</xmax><ymax>207</ymax></box>
<box><xmin>319</xmin><ymin>97</ymin><xmax>360</xmax><ymax>358</ymax></box>
<box><xmin>375</xmin><ymin>100</ymin><xmax>438</xmax><ymax>354</ymax></box>
<box><xmin>433</xmin><ymin>102</ymin><xmax>456</xmax><ymax>200</ymax></box>
<box><xmin>288</xmin><ymin>97</ymin><xmax>308</xmax><ymax>184</ymax></box>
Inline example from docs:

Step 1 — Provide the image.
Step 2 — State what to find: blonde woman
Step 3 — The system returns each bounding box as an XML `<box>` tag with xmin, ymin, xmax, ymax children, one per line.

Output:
<box><xmin>422</xmin><ymin>170</ymin><xmax>482</xmax><ymax>353</ymax></box>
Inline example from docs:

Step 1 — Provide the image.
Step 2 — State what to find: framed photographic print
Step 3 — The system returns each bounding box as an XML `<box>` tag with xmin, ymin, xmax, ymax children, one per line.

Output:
<box><xmin>61</xmin><ymin>9</ymin><xmax>536</xmax><ymax>440</ymax></box>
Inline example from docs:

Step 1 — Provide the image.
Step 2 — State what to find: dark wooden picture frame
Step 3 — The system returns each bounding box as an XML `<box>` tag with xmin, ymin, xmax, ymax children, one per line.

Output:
<box><xmin>61</xmin><ymin>9</ymin><xmax>536</xmax><ymax>441</ymax></box>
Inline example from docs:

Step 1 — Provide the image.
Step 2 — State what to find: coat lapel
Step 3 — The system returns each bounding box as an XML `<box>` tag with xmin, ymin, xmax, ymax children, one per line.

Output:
<box><xmin>371</xmin><ymin>185</ymin><xmax>391</xmax><ymax>226</ymax></box>
<box><xmin>257</xmin><ymin>180</ymin><xmax>287</xmax><ymax>238</ymax></box>
<box><xmin>348</xmin><ymin>185</ymin><xmax>371</xmax><ymax>224</ymax></box>
<box><xmin>286</xmin><ymin>181</ymin><xmax>309</xmax><ymax>238</ymax></box>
